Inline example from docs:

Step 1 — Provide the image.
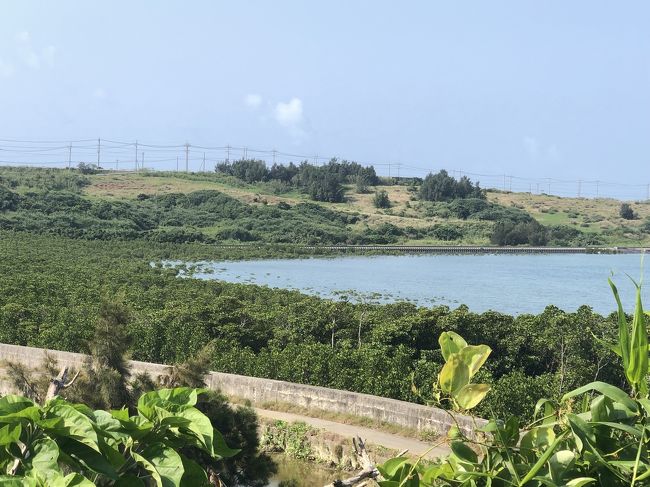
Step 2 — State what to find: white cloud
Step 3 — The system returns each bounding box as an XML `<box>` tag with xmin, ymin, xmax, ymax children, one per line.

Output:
<box><xmin>93</xmin><ymin>87</ymin><xmax>107</xmax><ymax>99</ymax></box>
<box><xmin>274</xmin><ymin>97</ymin><xmax>303</xmax><ymax>127</ymax></box>
<box><xmin>244</xmin><ymin>93</ymin><xmax>262</xmax><ymax>108</ymax></box>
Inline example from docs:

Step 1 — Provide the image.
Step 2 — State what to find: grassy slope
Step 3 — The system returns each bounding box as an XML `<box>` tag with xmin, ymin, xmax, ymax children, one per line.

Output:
<box><xmin>84</xmin><ymin>171</ymin><xmax>650</xmax><ymax>246</ymax></box>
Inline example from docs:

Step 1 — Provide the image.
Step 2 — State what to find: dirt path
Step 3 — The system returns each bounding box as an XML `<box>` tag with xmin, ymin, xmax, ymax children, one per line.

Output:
<box><xmin>254</xmin><ymin>407</ymin><xmax>451</xmax><ymax>460</ymax></box>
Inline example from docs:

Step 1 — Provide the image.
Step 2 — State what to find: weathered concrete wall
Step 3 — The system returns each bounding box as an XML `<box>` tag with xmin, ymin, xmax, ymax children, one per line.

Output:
<box><xmin>0</xmin><ymin>343</ymin><xmax>483</xmax><ymax>436</ymax></box>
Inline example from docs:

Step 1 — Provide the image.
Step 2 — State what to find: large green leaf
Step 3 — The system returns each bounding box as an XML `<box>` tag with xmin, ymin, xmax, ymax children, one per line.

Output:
<box><xmin>548</xmin><ymin>449</ymin><xmax>575</xmax><ymax>483</ymax></box>
<box><xmin>438</xmin><ymin>354</ymin><xmax>469</xmax><ymax>394</ymax></box>
<box><xmin>45</xmin><ymin>403</ymin><xmax>99</xmax><ymax>451</ymax></box>
<box><xmin>453</xmin><ymin>383</ymin><xmax>490</xmax><ymax>410</ymax></box>
<box><xmin>521</xmin><ymin>426</ymin><xmax>556</xmax><ymax>457</ymax></box>
<box><xmin>438</xmin><ymin>331</ymin><xmax>467</xmax><ymax>361</ymax></box>
<box><xmin>113</xmin><ymin>475</ymin><xmax>146</xmax><ymax>486</ymax></box>
<box><xmin>0</xmin><ymin>406</ymin><xmax>41</xmax><ymax>424</ymax></box>
<box><xmin>628</xmin><ymin>279</ymin><xmax>648</xmax><ymax>394</ymax></box>
<box><xmin>179</xmin><ymin>455</ymin><xmax>209</xmax><ymax>486</ymax></box>
<box><xmin>56</xmin><ymin>438</ymin><xmax>119</xmax><ymax>480</ymax></box>
<box><xmin>450</xmin><ymin>440</ymin><xmax>478</xmax><ymax>464</ymax></box>
<box><xmin>29</xmin><ymin>438</ymin><xmax>60</xmax><ymax>475</ymax></box>
<box><xmin>134</xmin><ymin>442</ymin><xmax>184</xmax><ymax>487</ymax></box>
<box><xmin>174</xmin><ymin>407</ymin><xmax>214</xmax><ymax>455</ymax></box>
<box><xmin>459</xmin><ymin>345</ymin><xmax>491</xmax><ymax>378</ymax></box>
<box><xmin>0</xmin><ymin>476</ymin><xmax>38</xmax><ymax>486</ymax></box>
<box><xmin>377</xmin><ymin>457</ymin><xmax>409</xmax><ymax>478</ymax></box>
<box><xmin>609</xmin><ymin>279</ymin><xmax>632</xmax><ymax>382</ymax></box>
<box><xmin>565</xmin><ymin>479</ymin><xmax>596</xmax><ymax>487</ymax></box>
<box><xmin>518</xmin><ymin>431</ymin><xmax>568</xmax><ymax>486</ymax></box>
<box><xmin>0</xmin><ymin>423</ymin><xmax>22</xmax><ymax>446</ymax></box>
<box><xmin>0</xmin><ymin>396</ymin><xmax>36</xmax><ymax>415</ymax></box>
<box><xmin>63</xmin><ymin>473</ymin><xmax>95</xmax><ymax>486</ymax></box>
<box><xmin>561</xmin><ymin>381</ymin><xmax>637</xmax><ymax>414</ymax></box>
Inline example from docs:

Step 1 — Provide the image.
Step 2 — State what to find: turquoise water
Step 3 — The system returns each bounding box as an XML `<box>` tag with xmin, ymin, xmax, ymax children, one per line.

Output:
<box><xmin>186</xmin><ymin>253</ymin><xmax>648</xmax><ymax>315</ymax></box>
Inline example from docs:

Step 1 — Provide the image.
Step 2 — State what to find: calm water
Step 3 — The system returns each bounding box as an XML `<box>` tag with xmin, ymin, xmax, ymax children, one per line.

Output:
<box><xmin>185</xmin><ymin>253</ymin><xmax>648</xmax><ymax>315</ymax></box>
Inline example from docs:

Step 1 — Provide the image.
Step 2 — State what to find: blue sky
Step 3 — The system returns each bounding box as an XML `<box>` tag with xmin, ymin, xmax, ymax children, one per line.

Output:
<box><xmin>0</xmin><ymin>1</ymin><xmax>649</xmax><ymax>194</ymax></box>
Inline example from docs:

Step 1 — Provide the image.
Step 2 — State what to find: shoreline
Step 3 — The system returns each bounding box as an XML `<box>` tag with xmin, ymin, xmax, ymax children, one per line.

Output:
<box><xmin>212</xmin><ymin>244</ymin><xmax>648</xmax><ymax>255</ymax></box>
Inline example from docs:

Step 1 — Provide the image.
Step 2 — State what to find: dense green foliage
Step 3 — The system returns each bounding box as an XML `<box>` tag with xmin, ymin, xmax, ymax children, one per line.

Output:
<box><xmin>621</xmin><ymin>202</ymin><xmax>637</xmax><ymax>220</ymax></box>
<box><xmin>0</xmin><ymin>231</ymin><xmax>625</xmax><ymax>422</ymax></box>
<box><xmin>419</xmin><ymin>171</ymin><xmax>484</xmax><ymax>202</ymax></box>
<box><xmin>0</xmin><ymin>166</ymin><xmax>604</xmax><ymax>247</ymax></box>
<box><xmin>216</xmin><ymin>158</ymin><xmax>379</xmax><ymax>203</ymax></box>
<box><xmin>0</xmin><ymin>388</ymin><xmax>236</xmax><ymax>486</ymax></box>
<box><xmin>4</xmin><ymin>296</ymin><xmax>274</xmax><ymax>486</ymax></box>
<box><xmin>378</xmin><ymin>280</ymin><xmax>650</xmax><ymax>486</ymax></box>
<box><xmin>0</xmin><ymin>184</ymin><xmax>370</xmax><ymax>244</ymax></box>
<box><xmin>374</xmin><ymin>190</ymin><xmax>391</xmax><ymax>209</ymax></box>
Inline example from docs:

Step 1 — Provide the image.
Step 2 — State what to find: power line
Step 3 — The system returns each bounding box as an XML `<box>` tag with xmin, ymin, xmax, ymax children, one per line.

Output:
<box><xmin>0</xmin><ymin>136</ymin><xmax>648</xmax><ymax>201</ymax></box>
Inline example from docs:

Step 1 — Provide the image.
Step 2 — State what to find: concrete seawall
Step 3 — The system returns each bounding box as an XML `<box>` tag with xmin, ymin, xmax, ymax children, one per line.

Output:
<box><xmin>0</xmin><ymin>342</ymin><xmax>483</xmax><ymax>436</ymax></box>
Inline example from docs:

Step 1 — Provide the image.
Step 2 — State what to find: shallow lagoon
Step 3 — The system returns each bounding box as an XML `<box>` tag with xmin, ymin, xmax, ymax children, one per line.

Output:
<box><xmin>183</xmin><ymin>253</ymin><xmax>648</xmax><ymax>315</ymax></box>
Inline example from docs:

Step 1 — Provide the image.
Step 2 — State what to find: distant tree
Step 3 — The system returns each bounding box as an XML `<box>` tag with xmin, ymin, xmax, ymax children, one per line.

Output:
<box><xmin>456</xmin><ymin>175</ymin><xmax>483</xmax><ymax>198</ymax></box>
<box><xmin>491</xmin><ymin>220</ymin><xmax>548</xmax><ymax>246</ymax></box>
<box><xmin>269</xmin><ymin>162</ymin><xmax>299</xmax><ymax>183</ymax></box>
<box><xmin>619</xmin><ymin>203</ymin><xmax>636</xmax><ymax>220</ymax></box>
<box><xmin>230</xmin><ymin>159</ymin><xmax>269</xmax><ymax>183</ymax></box>
<box><xmin>215</xmin><ymin>160</ymin><xmax>232</xmax><ymax>174</ymax></box>
<box><xmin>309</xmin><ymin>173</ymin><xmax>344</xmax><ymax>202</ymax></box>
<box><xmin>76</xmin><ymin>162</ymin><xmax>101</xmax><ymax>174</ymax></box>
<box><xmin>373</xmin><ymin>190</ymin><xmax>391</xmax><ymax>209</ymax></box>
<box><xmin>419</xmin><ymin>170</ymin><xmax>484</xmax><ymax>202</ymax></box>
<box><xmin>355</xmin><ymin>174</ymin><xmax>369</xmax><ymax>193</ymax></box>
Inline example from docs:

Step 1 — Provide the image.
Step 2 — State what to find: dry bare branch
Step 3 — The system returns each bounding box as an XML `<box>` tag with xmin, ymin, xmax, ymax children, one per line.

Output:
<box><xmin>324</xmin><ymin>436</ymin><xmax>381</xmax><ymax>487</ymax></box>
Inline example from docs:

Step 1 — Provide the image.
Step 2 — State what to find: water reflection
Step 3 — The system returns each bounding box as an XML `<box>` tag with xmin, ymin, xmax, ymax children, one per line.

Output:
<box><xmin>266</xmin><ymin>455</ymin><xmax>338</xmax><ymax>486</ymax></box>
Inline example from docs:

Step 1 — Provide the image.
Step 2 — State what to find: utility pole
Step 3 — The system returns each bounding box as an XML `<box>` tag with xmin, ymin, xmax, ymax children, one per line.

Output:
<box><xmin>388</xmin><ymin>163</ymin><xmax>391</xmax><ymax>178</ymax></box>
<box><xmin>397</xmin><ymin>163</ymin><xmax>401</xmax><ymax>179</ymax></box>
<box><xmin>141</xmin><ymin>152</ymin><xmax>144</xmax><ymax>170</ymax></box>
<box><xmin>577</xmin><ymin>180</ymin><xmax>581</xmax><ymax>198</ymax></box>
<box><xmin>647</xmin><ymin>184</ymin><xmax>650</xmax><ymax>201</ymax></box>
<box><xmin>185</xmin><ymin>143</ymin><xmax>189</xmax><ymax>173</ymax></box>
<box><xmin>97</xmin><ymin>138</ymin><xmax>101</xmax><ymax>166</ymax></box>
<box><xmin>272</xmin><ymin>149</ymin><xmax>277</xmax><ymax>165</ymax></box>
<box><xmin>547</xmin><ymin>178</ymin><xmax>551</xmax><ymax>195</ymax></box>
<box><xmin>313</xmin><ymin>154</ymin><xmax>318</xmax><ymax>165</ymax></box>
<box><xmin>243</xmin><ymin>147</ymin><xmax>248</xmax><ymax>159</ymax></box>
<box><xmin>202</xmin><ymin>152</ymin><xmax>206</xmax><ymax>172</ymax></box>
<box><xmin>176</xmin><ymin>156</ymin><xmax>179</xmax><ymax>173</ymax></box>
<box><xmin>115</xmin><ymin>159</ymin><xmax>119</xmax><ymax>171</ymax></box>
<box><xmin>596</xmin><ymin>180</ymin><xmax>599</xmax><ymax>198</ymax></box>
<box><xmin>503</xmin><ymin>174</ymin><xmax>507</xmax><ymax>191</ymax></box>
<box><xmin>135</xmin><ymin>140</ymin><xmax>138</xmax><ymax>171</ymax></box>
<box><xmin>68</xmin><ymin>144</ymin><xmax>72</xmax><ymax>169</ymax></box>
<box><xmin>509</xmin><ymin>176</ymin><xmax>512</xmax><ymax>192</ymax></box>
<box><xmin>226</xmin><ymin>144</ymin><xmax>231</xmax><ymax>162</ymax></box>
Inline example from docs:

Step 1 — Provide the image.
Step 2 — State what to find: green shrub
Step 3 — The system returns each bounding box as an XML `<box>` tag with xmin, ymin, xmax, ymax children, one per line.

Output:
<box><xmin>373</xmin><ymin>190</ymin><xmax>391</xmax><ymax>209</ymax></box>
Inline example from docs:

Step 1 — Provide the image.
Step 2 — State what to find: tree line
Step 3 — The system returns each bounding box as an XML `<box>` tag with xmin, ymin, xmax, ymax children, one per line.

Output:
<box><xmin>215</xmin><ymin>158</ymin><xmax>379</xmax><ymax>202</ymax></box>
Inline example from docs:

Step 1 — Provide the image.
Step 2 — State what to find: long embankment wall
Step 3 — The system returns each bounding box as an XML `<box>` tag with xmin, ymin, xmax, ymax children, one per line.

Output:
<box><xmin>0</xmin><ymin>343</ymin><xmax>483</xmax><ymax>436</ymax></box>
